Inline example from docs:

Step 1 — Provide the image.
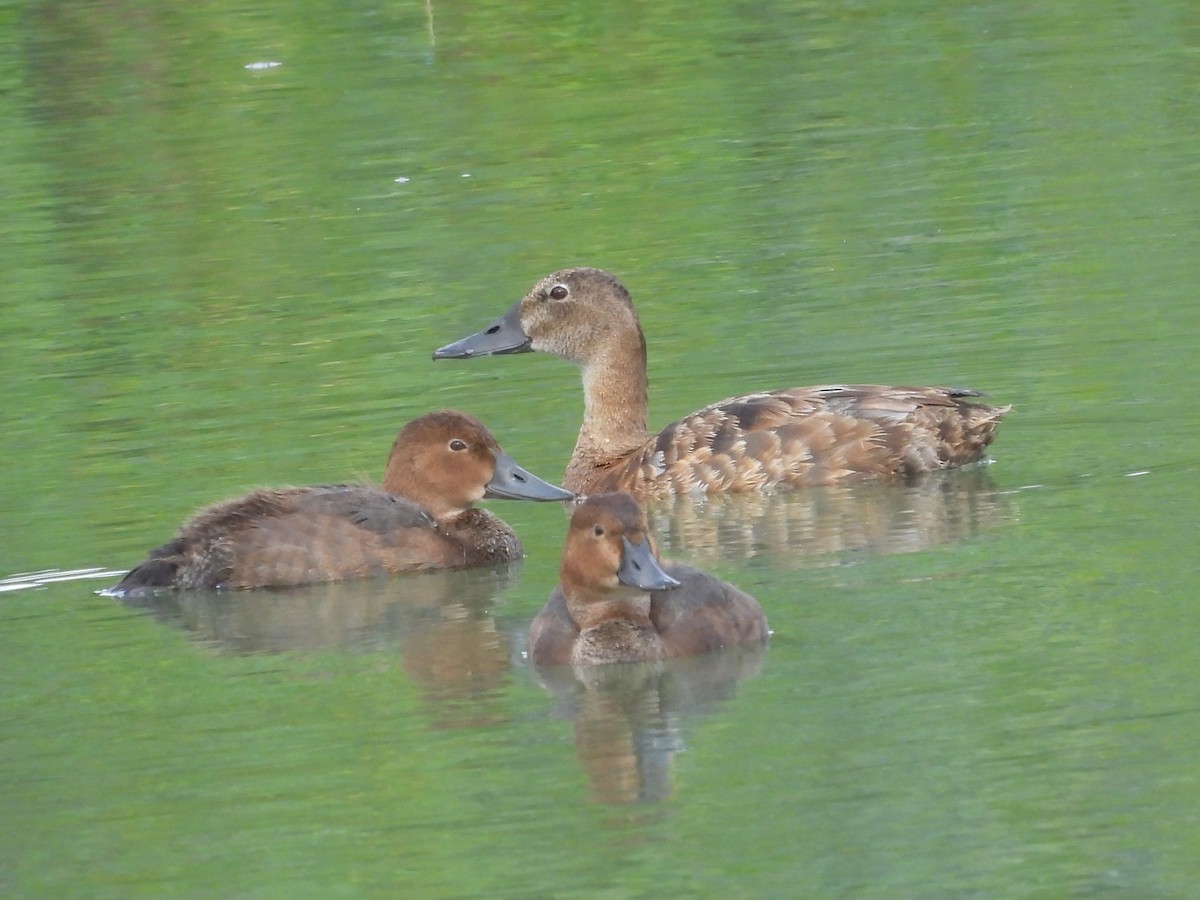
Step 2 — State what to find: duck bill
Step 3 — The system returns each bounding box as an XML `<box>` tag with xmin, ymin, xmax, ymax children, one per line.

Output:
<box><xmin>433</xmin><ymin>303</ymin><xmax>531</xmax><ymax>359</ymax></box>
<box><xmin>483</xmin><ymin>450</ymin><xmax>574</xmax><ymax>502</ymax></box>
<box><xmin>617</xmin><ymin>536</ymin><xmax>681</xmax><ymax>591</ymax></box>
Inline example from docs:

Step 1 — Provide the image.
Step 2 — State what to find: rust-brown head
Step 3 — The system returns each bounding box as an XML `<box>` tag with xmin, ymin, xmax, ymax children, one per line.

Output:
<box><xmin>432</xmin><ymin>267</ymin><xmax>644</xmax><ymax>366</ymax></box>
<box><xmin>382</xmin><ymin>410</ymin><xmax>572</xmax><ymax>520</ymax></box>
<box><xmin>559</xmin><ymin>492</ymin><xmax>680</xmax><ymax>602</ymax></box>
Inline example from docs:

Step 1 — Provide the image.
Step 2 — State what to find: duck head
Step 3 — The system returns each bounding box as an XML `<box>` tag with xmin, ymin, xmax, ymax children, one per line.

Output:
<box><xmin>433</xmin><ymin>267</ymin><xmax>643</xmax><ymax>365</ymax></box>
<box><xmin>559</xmin><ymin>492</ymin><xmax>680</xmax><ymax>603</ymax></box>
<box><xmin>383</xmin><ymin>410</ymin><xmax>572</xmax><ymax>519</ymax></box>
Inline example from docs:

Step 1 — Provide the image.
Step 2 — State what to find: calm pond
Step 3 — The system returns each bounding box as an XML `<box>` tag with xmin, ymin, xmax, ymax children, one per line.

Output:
<box><xmin>3</xmin><ymin>1</ymin><xmax>1199</xmax><ymax>896</ymax></box>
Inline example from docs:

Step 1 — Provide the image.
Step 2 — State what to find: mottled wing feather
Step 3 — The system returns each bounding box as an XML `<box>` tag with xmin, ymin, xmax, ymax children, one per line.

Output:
<box><xmin>595</xmin><ymin>385</ymin><xmax>1008</xmax><ymax>496</ymax></box>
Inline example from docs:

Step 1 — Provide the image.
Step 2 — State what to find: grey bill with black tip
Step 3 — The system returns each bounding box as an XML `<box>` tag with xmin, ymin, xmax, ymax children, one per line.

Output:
<box><xmin>484</xmin><ymin>451</ymin><xmax>574</xmax><ymax>502</ymax></box>
<box><xmin>433</xmin><ymin>303</ymin><xmax>532</xmax><ymax>359</ymax></box>
<box><xmin>617</xmin><ymin>536</ymin><xmax>681</xmax><ymax>591</ymax></box>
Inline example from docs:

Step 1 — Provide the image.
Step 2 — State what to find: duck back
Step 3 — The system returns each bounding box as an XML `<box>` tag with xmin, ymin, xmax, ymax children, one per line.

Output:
<box><xmin>111</xmin><ymin>485</ymin><xmax>505</xmax><ymax>593</ymax></box>
<box><xmin>647</xmin><ymin>563</ymin><xmax>769</xmax><ymax>656</ymax></box>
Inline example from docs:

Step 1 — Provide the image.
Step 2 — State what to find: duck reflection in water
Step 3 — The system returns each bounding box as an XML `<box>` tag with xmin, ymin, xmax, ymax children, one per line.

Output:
<box><xmin>119</xmin><ymin>565</ymin><xmax>521</xmax><ymax>730</ymax></box>
<box><xmin>533</xmin><ymin>646</ymin><xmax>767</xmax><ymax>805</ymax></box>
<box><xmin>646</xmin><ymin>467</ymin><xmax>1016</xmax><ymax>567</ymax></box>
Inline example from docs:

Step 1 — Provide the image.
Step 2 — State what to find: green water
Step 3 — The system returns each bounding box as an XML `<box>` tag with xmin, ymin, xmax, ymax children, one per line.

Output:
<box><xmin>4</xmin><ymin>0</ymin><xmax>1199</xmax><ymax>895</ymax></box>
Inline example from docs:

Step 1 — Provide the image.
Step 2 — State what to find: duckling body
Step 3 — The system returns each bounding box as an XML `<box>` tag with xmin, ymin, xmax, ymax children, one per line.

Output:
<box><xmin>528</xmin><ymin>493</ymin><xmax>769</xmax><ymax>666</ymax></box>
<box><xmin>434</xmin><ymin>267</ymin><xmax>1009</xmax><ymax>496</ymax></box>
<box><xmin>109</xmin><ymin>410</ymin><xmax>572</xmax><ymax>594</ymax></box>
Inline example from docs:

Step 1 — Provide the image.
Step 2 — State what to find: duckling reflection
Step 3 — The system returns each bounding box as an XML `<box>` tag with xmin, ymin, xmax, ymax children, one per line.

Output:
<box><xmin>646</xmin><ymin>467</ymin><xmax>1015</xmax><ymax>566</ymax></box>
<box><xmin>120</xmin><ymin>565</ymin><xmax>519</xmax><ymax>729</ymax></box>
<box><xmin>532</xmin><ymin>645</ymin><xmax>766</xmax><ymax>805</ymax></box>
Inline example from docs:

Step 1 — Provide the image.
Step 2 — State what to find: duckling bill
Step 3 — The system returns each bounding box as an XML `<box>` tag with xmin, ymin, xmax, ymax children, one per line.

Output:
<box><xmin>106</xmin><ymin>410</ymin><xmax>572</xmax><ymax>594</ymax></box>
<box><xmin>528</xmin><ymin>492</ymin><xmax>769</xmax><ymax>666</ymax></box>
<box><xmin>435</xmin><ymin>267</ymin><xmax>1009</xmax><ymax>496</ymax></box>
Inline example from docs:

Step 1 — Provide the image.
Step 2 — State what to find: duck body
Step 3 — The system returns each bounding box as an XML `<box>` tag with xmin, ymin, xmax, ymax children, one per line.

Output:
<box><xmin>434</xmin><ymin>267</ymin><xmax>1009</xmax><ymax>496</ymax></box>
<box><xmin>108</xmin><ymin>410</ymin><xmax>572</xmax><ymax>594</ymax></box>
<box><xmin>527</xmin><ymin>493</ymin><xmax>769</xmax><ymax>666</ymax></box>
<box><xmin>118</xmin><ymin>487</ymin><xmax>518</xmax><ymax>592</ymax></box>
<box><xmin>564</xmin><ymin>383</ymin><xmax>1004</xmax><ymax>497</ymax></box>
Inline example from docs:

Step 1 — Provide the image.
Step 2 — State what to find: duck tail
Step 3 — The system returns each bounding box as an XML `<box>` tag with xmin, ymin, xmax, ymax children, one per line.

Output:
<box><xmin>104</xmin><ymin>539</ymin><xmax>185</xmax><ymax>597</ymax></box>
<box><xmin>951</xmin><ymin>401</ymin><xmax>1012</xmax><ymax>466</ymax></box>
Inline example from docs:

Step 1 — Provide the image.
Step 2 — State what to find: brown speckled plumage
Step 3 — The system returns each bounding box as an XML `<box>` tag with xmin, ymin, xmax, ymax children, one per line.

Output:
<box><xmin>435</xmin><ymin>267</ymin><xmax>1009</xmax><ymax>497</ymax></box>
<box><xmin>580</xmin><ymin>383</ymin><xmax>1006</xmax><ymax>497</ymax></box>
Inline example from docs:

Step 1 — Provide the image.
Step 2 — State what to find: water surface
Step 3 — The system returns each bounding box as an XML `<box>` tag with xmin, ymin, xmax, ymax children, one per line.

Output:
<box><xmin>3</xmin><ymin>0</ymin><xmax>1199</xmax><ymax>895</ymax></box>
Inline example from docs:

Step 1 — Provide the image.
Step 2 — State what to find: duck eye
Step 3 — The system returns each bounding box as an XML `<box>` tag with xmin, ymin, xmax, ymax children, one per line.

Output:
<box><xmin>549</xmin><ymin>285</ymin><xmax>568</xmax><ymax>300</ymax></box>
<box><xmin>448</xmin><ymin>439</ymin><xmax>468</xmax><ymax>452</ymax></box>
<box><xmin>592</xmin><ymin>524</ymin><xmax>605</xmax><ymax>537</ymax></box>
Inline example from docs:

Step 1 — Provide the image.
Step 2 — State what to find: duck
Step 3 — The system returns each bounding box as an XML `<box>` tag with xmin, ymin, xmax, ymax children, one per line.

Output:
<box><xmin>527</xmin><ymin>492</ymin><xmax>769</xmax><ymax>666</ymax></box>
<box><xmin>107</xmin><ymin>410</ymin><xmax>573</xmax><ymax>595</ymax></box>
<box><xmin>433</xmin><ymin>267</ymin><xmax>1010</xmax><ymax>496</ymax></box>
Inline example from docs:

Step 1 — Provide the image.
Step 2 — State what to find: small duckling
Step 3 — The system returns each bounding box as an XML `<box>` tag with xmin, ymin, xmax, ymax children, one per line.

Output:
<box><xmin>107</xmin><ymin>410</ymin><xmax>572</xmax><ymax>594</ymax></box>
<box><xmin>434</xmin><ymin>266</ymin><xmax>1009</xmax><ymax>496</ymax></box>
<box><xmin>528</xmin><ymin>492</ymin><xmax>769</xmax><ymax>665</ymax></box>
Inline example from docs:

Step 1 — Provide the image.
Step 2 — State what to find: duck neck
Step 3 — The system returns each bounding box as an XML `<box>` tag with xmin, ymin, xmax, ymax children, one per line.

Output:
<box><xmin>571</xmin><ymin>331</ymin><xmax>651</xmax><ymax>473</ymax></box>
<box><xmin>381</xmin><ymin>459</ymin><xmax>462</xmax><ymax>524</ymax></box>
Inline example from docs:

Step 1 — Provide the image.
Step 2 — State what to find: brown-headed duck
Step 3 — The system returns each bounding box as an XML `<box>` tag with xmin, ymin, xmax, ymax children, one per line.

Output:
<box><xmin>434</xmin><ymin>267</ymin><xmax>1009</xmax><ymax>496</ymax></box>
<box><xmin>107</xmin><ymin>410</ymin><xmax>572</xmax><ymax>594</ymax></box>
<box><xmin>527</xmin><ymin>492</ymin><xmax>769</xmax><ymax>666</ymax></box>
